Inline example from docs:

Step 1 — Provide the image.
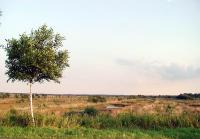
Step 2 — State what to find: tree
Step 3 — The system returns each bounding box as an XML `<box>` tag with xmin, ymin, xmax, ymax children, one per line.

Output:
<box><xmin>4</xmin><ymin>25</ymin><xmax>69</xmax><ymax>125</ymax></box>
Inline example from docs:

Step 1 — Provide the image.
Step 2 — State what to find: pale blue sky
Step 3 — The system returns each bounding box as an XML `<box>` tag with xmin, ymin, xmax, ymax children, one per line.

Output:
<box><xmin>0</xmin><ymin>0</ymin><xmax>200</xmax><ymax>95</ymax></box>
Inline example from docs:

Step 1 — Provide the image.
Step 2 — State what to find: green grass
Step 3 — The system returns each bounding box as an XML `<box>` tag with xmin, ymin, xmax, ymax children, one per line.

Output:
<box><xmin>0</xmin><ymin>127</ymin><xmax>199</xmax><ymax>139</ymax></box>
<box><xmin>155</xmin><ymin>128</ymin><xmax>200</xmax><ymax>139</ymax></box>
<box><xmin>1</xmin><ymin>110</ymin><xmax>199</xmax><ymax>129</ymax></box>
<box><xmin>0</xmin><ymin>109</ymin><xmax>199</xmax><ymax>138</ymax></box>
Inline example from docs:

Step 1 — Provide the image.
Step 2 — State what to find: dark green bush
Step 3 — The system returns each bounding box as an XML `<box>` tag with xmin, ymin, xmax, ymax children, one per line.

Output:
<box><xmin>83</xmin><ymin>107</ymin><xmax>99</xmax><ymax>116</ymax></box>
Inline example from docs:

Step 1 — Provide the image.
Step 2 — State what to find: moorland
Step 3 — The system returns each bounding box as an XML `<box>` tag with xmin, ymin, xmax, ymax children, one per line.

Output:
<box><xmin>0</xmin><ymin>93</ymin><xmax>199</xmax><ymax>139</ymax></box>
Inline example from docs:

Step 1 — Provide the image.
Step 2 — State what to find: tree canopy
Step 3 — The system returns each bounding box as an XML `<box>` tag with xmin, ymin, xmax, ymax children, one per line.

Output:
<box><xmin>5</xmin><ymin>25</ymin><xmax>69</xmax><ymax>84</ymax></box>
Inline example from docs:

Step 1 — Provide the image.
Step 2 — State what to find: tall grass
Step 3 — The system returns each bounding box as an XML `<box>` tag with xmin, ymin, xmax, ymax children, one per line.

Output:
<box><xmin>0</xmin><ymin>109</ymin><xmax>199</xmax><ymax>129</ymax></box>
<box><xmin>79</xmin><ymin>113</ymin><xmax>200</xmax><ymax>129</ymax></box>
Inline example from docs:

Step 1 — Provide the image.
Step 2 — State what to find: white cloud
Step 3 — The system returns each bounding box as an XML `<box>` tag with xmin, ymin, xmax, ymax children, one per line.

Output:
<box><xmin>116</xmin><ymin>58</ymin><xmax>200</xmax><ymax>80</ymax></box>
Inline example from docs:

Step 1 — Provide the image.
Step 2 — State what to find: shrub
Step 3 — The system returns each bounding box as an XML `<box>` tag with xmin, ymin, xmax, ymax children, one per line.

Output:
<box><xmin>87</xmin><ymin>96</ymin><xmax>106</xmax><ymax>103</ymax></box>
<box><xmin>83</xmin><ymin>107</ymin><xmax>98</xmax><ymax>116</ymax></box>
<box><xmin>3</xmin><ymin>109</ymin><xmax>30</xmax><ymax>127</ymax></box>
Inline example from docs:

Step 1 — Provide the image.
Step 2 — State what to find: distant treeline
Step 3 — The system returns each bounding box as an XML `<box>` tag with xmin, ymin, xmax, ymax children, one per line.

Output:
<box><xmin>176</xmin><ymin>93</ymin><xmax>200</xmax><ymax>100</ymax></box>
<box><xmin>126</xmin><ymin>93</ymin><xmax>200</xmax><ymax>100</ymax></box>
<box><xmin>0</xmin><ymin>92</ymin><xmax>199</xmax><ymax>100</ymax></box>
<box><xmin>0</xmin><ymin>93</ymin><xmax>47</xmax><ymax>99</ymax></box>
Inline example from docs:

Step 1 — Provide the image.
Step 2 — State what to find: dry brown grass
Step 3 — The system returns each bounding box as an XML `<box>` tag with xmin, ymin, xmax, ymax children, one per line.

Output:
<box><xmin>0</xmin><ymin>94</ymin><xmax>199</xmax><ymax>116</ymax></box>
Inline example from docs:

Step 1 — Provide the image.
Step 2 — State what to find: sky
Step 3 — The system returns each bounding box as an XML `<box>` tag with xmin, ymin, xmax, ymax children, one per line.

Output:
<box><xmin>0</xmin><ymin>0</ymin><xmax>200</xmax><ymax>95</ymax></box>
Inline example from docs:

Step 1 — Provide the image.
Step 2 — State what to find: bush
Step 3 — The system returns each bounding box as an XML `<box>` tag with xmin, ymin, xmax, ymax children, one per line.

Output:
<box><xmin>83</xmin><ymin>107</ymin><xmax>98</xmax><ymax>116</ymax></box>
<box><xmin>3</xmin><ymin>109</ymin><xmax>30</xmax><ymax>127</ymax></box>
<box><xmin>87</xmin><ymin>96</ymin><xmax>106</xmax><ymax>103</ymax></box>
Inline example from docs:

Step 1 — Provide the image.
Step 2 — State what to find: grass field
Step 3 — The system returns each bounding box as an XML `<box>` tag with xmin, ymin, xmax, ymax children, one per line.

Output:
<box><xmin>0</xmin><ymin>127</ymin><xmax>200</xmax><ymax>139</ymax></box>
<box><xmin>0</xmin><ymin>93</ymin><xmax>199</xmax><ymax>139</ymax></box>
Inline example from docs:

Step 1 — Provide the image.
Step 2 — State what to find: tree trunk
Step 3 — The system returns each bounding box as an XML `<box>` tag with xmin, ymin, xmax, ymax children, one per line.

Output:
<box><xmin>29</xmin><ymin>83</ymin><xmax>35</xmax><ymax>125</ymax></box>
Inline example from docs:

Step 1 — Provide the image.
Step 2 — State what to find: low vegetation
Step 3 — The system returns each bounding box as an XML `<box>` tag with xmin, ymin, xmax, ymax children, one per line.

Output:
<box><xmin>83</xmin><ymin>107</ymin><xmax>99</xmax><ymax>116</ymax></box>
<box><xmin>0</xmin><ymin>93</ymin><xmax>10</xmax><ymax>98</ymax></box>
<box><xmin>0</xmin><ymin>93</ymin><xmax>199</xmax><ymax>138</ymax></box>
<box><xmin>176</xmin><ymin>93</ymin><xmax>200</xmax><ymax>100</ymax></box>
<box><xmin>87</xmin><ymin>96</ymin><xmax>107</xmax><ymax>103</ymax></box>
<box><xmin>0</xmin><ymin>108</ymin><xmax>199</xmax><ymax>129</ymax></box>
<box><xmin>0</xmin><ymin>126</ymin><xmax>200</xmax><ymax>139</ymax></box>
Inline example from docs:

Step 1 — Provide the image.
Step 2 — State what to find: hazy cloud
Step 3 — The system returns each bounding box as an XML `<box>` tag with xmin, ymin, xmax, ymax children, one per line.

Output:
<box><xmin>159</xmin><ymin>64</ymin><xmax>200</xmax><ymax>80</ymax></box>
<box><xmin>116</xmin><ymin>58</ymin><xmax>200</xmax><ymax>80</ymax></box>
